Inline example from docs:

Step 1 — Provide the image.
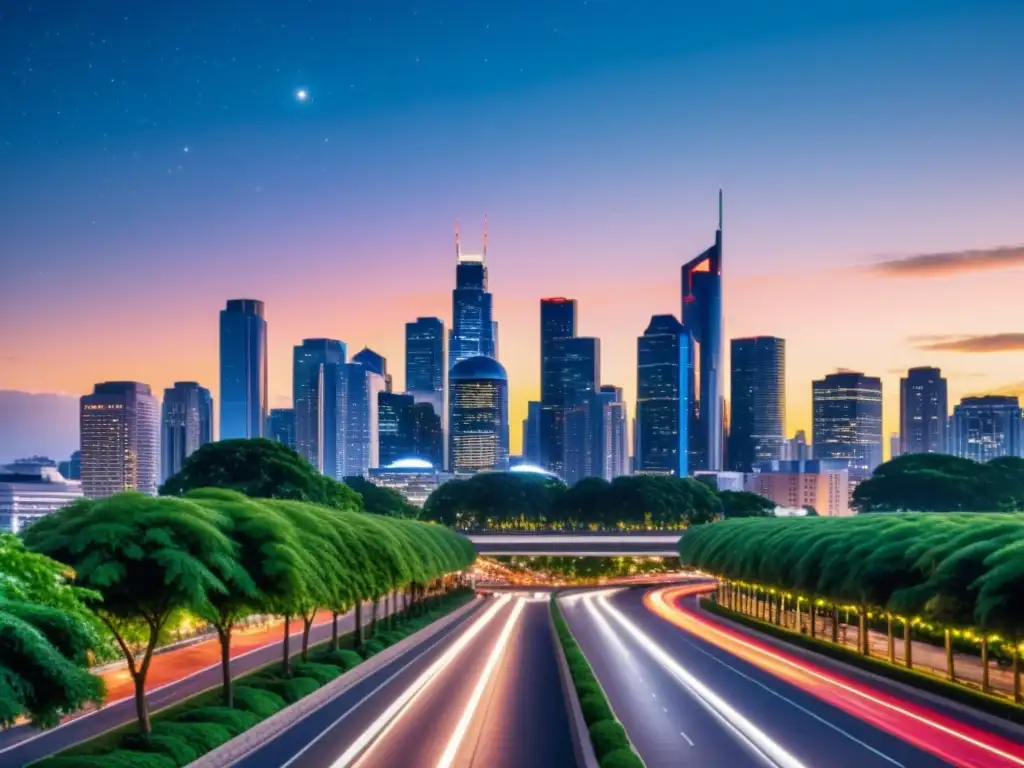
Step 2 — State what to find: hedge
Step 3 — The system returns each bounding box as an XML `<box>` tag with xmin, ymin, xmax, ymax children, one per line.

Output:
<box><xmin>291</xmin><ymin>661</ymin><xmax>344</xmax><ymax>685</ymax></box>
<box><xmin>260</xmin><ymin>676</ymin><xmax>321</xmax><ymax>704</ymax></box>
<box><xmin>176</xmin><ymin>706</ymin><xmax>260</xmax><ymax>736</ymax></box>
<box><xmin>599</xmin><ymin>747</ymin><xmax>646</xmax><ymax>768</ymax></box>
<box><xmin>589</xmin><ymin>720</ymin><xmax>630</xmax><ymax>759</ymax></box>
<box><xmin>35</xmin><ymin>752</ymin><xmax>178</xmax><ymax>768</ymax></box>
<box><xmin>120</xmin><ymin>732</ymin><xmax>199</xmax><ymax>767</ymax></box>
<box><xmin>318</xmin><ymin>648</ymin><xmax>364</xmax><ymax>671</ymax></box>
<box><xmin>232</xmin><ymin>685</ymin><xmax>287</xmax><ymax>718</ymax></box>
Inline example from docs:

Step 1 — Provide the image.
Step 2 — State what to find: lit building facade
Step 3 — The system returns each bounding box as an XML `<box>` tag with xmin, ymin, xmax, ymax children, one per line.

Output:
<box><xmin>353</xmin><ymin>347</ymin><xmax>391</xmax><ymax>392</ymax></box>
<box><xmin>293</xmin><ymin>339</ymin><xmax>347</xmax><ymax>478</ymax></box>
<box><xmin>680</xmin><ymin>192</ymin><xmax>725</xmax><ymax>471</ymax></box>
<box><xmin>539</xmin><ymin>297</ymin><xmax>578</xmax><ymax>475</ymax></box>
<box><xmin>219</xmin><ymin>299</ymin><xmax>268</xmax><ymax>439</ymax></box>
<box><xmin>635</xmin><ymin>315</ymin><xmax>692</xmax><ymax>476</ymax></box>
<box><xmin>161</xmin><ymin>382</ymin><xmax>213</xmax><ymax>483</ymax></box>
<box><xmin>378</xmin><ymin>392</ymin><xmax>416</xmax><ymax>467</ymax></box>
<box><xmin>449</xmin><ymin>222</ymin><xmax>496</xmax><ymax>367</ymax></box>
<box><xmin>267</xmin><ymin>408</ymin><xmax>296</xmax><ymax>450</ymax></box>
<box><xmin>950</xmin><ymin>395</ymin><xmax>1022</xmax><ymax>462</ymax></box>
<box><xmin>405</xmin><ymin>317</ymin><xmax>445</xmax><ymax>417</ymax></box>
<box><xmin>597</xmin><ymin>385</ymin><xmax>629</xmax><ymax>480</ymax></box>
<box><xmin>746</xmin><ymin>460</ymin><xmax>851</xmax><ymax>517</ymax></box>
<box><xmin>812</xmin><ymin>371</ymin><xmax>883</xmax><ymax>482</ymax></box>
<box><xmin>343</xmin><ymin>362</ymin><xmax>385</xmax><ymax>477</ymax></box>
<box><xmin>0</xmin><ymin>461</ymin><xmax>83</xmax><ymax>533</ymax></box>
<box><xmin>781</xmin><ymin>430</ymin><xmax>811</xmax><ymax>461</ymax></box>
<box><xmin>899</xmin><ymin>367</ymin><xmax>948</xmax><ymax>455</ymax></box>
<box><xmin>368</xmin><ymin>458</ymin><xmax>450</xmax><ymax>507</ymax></box>
<box><xmin>80</xmin><ymin>381</ymin><xmax>159</xmax><ymax>498</ymax></box>
<box><xmin>449</xmin><ymin>356</ymin><xmax>509</xmax><ymax>473</ymax></box>
<box><xmin>729</xmin><ymin>336</ymin><xmax>785</xmax><ymax>472</ymax></box>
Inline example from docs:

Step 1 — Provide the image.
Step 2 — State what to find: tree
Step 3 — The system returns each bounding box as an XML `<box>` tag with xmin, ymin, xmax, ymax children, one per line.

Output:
<box><xmin>343</xmin><ymin>476</ymin><xmax>419</xmax><ymax>518</ymax></box>
<box><xmin>22</xmin><ymin>494</ymin><xmax>246</xmax><ymax>734</ymax></box>
<box><xmin>0</xmin><ymin>535</ymin><xmax>105</xmax><ymax>728</ymax></box>
<box><xmin>718</xmin><ymin>491</ymin><xmax>775</xmax><ymax>518</ymax></box>
<box><xmin>160</xmin><ymin>438</ymin><xmax>363</xmax><ymax>512</ymax></box>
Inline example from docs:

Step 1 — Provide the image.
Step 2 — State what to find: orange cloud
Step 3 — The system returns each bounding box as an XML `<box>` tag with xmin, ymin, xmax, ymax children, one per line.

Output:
<box><xmin>912</xmin><ymin>333</ymin><xmax>1024</xmax><ymax>353</ymax></box>
<box><xmin>865</xmin><ymin>245</ymin><xmax>1024</xmax><ymax>277</ymax></box>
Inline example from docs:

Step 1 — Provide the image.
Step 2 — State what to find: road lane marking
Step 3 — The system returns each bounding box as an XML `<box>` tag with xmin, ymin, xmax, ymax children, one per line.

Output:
<box><xmin>681</xmin><ymin>731</ymin><xmax>695</xmax><ymax>746</ymax></box>
<box><xmin>436</xmin><ymin>599</ymin><xmax>525</xmax><ymax>768</ymax></box>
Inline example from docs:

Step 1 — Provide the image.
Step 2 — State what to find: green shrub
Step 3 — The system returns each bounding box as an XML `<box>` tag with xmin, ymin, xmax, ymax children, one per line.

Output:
<box><xmin>579</xmin><ymin>692</ymin><xmax>614</xmax><ymax>726</ymax></box>
<box><xmin>292</xmin><ymin>661</ymin><xmax>343</xmax><ymax>685</ymax></box>
<box><xmin>121</xmin><ymin>732</ymin><xmax>200</xmax><ymax>767</ymax></box>
<box><xmin>150</xmin><ymin>721</ymin><xmax>232</xmax><ymax>753</ymax></box>
<box><xmin>374</xmin><ymin>631</ymin><xmax>404</xmax><ymax>646</ymax></box>
<box><xmin>261</xmin><ymin>676</ymin><xmax>321</xmax><ymax>703</ymax></box>
<box><xmin>240</xmin><ymin>671</ymin><xmax>283</xmax><ymax>687</ymax></box>
<box><xmin>232</xmin><ymin>685</ymin><xmax>286</xmax><ymax>718</ymax></box>
<box><xmin>34</xmin><ymin>752</ymin><xmax>178</xmax><ymax>768</ymax></box>
<box><xmin>573</xmin><ymin>679</ymin><xmax>602</xmax><ymax>698</ymax></box>
<box><xmin>599</xmin><ymin>747</ymin><xmax>644</xmax><ymax>768</ymax></box>
<box><xmin>176</xmin><ymin>706</ymin><xmax>260</xmax><ymax>736</ymax></box>
<box><xmin>319</xmin><ymin>648</ymin><xmax>364</xmax><ymax>671</ymax></box>
<box><xmin>359</xmin><ymin>639</ymin><xmax>387</xmax><ymax>658</ymax></box>
<box><xmin>589</xmin><ymin>720</ymin><xmax>629</xmax><ymax>759</ymax></box>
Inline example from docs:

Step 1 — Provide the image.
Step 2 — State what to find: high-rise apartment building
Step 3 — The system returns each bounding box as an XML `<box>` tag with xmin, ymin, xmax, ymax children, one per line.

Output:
<box><xmin>729</xmin><ymin>336</ymin><xmax>786</xmax><ymax>472</ymax></box>
<box><xmin>449</xmin><ymin>356</ymin><xmax>509</xmax><ymax>473</ymax></box>
<box><xmin>80</xmin><ymin>381</ymin><xmax>159</xmax><ymax>498</ymax></box>
<box><xmin>449</xmin><ymin>221</ymin><xmax>496</xmax><ymax>368</ymax></box>
<box><xmin>293</xmin><ymin>339</ymin><xmax>347</xmax><ymax>478</ymax></box>
<box><xmin>219</xmin><ymin>299</ymin><xmax>268</xmax><ymax>439</ymax></box>
<box><xmin>161</xmin><ymin>382</ymin><xmax>213</xmax><ymax>483</ymax></box>
<box><xmin>899</xmin><ymin>367</ymin><xmax>948</xmax><ymax>455</ymax></box>
<box><xmin>681</xmin><ymin>192</ymin><xmax>725</xmax><ymax>471</ymax></box>
<box><xmin>812</xmin><ymin>371</ymin><xmax>883</xmax><ymax>482</ymax></box>
<box><xmin>405</xmin><ymin>317</ymin><xmax>445</xmax><ymax>417</ymax></box>
<box><xmin>343</xmin><ymin>362</ymin><xmax>385</xmax><ymax>477</ymax></box>
<box><xmin>950</xmin><ymin>395</ymin><xmax>1022</xmax><ymax>462</ymax></box>
<box><xmin>635</xmin><ymin>315</ymin><xmax>692</xmax><ymax>476</ymax></box>
<box><xmin>746</xmin><ymin>460</ymin><xmax>851</xmax><ymax>517</ymax></box>
<box><xmin>558</xmin><ymin>337</ymin><xmax>602</xmax><ymax>486</ymax></box>
<box><xmin>267</xmin><ymin>408</ymin><xmax>296</xmax><ymax>450</ymax></box>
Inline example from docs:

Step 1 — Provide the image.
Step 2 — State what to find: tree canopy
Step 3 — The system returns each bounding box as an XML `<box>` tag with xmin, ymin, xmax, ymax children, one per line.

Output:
<box><xmin>852</xmin><ymin>453</ymin><xmax>1024</xmax><ymax>512</ymax></box>
<box><xmin>343</xmin><ymin>476</ymin><xmax>419</xmax><ymax>518</ymax></box>
<box><xmin>717</xmin><ymin>491</ymin><xmax>776</xmax><ymax>518</ymax></box>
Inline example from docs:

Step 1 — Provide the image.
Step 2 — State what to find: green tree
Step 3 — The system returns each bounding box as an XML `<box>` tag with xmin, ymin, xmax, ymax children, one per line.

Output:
<box><xmin>851</xmin><ymin>453</ymin><xmax>1004</xmax><ymax>512</ymax></box>
<box><xmin>343</xmin><ymin>476</ymin><xmax>419</xmax><ymax>518</ymax></box>
<box><xmin>718</xmin><ymin>491</ymin><xmax>775</xmax><ymax>518</ymax></box>
<box><xmin>22</xmin><ymin>494</ymin><xmax>246</xmax><ymax>734</ymax></box>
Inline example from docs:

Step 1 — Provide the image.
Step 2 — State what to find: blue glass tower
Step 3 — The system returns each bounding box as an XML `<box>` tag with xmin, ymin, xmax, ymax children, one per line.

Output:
<box><xmin>449</xmin><ymin>220</ymin><xmax>496</xmax><ymax>368</ymax></box>
<box><xmin>636</xmin><ymin>315</ymin><xmax>692</xmax><ymax>476</ymax></box>
<box><xmin>293</xmin><ymin>338</ymin><xmax>347</xmax><ymax>478</ymax></box>
<box><xmin>219</xmin><ymin>299</ymin><xmax>268</xmax><ymax>440</ymax></box>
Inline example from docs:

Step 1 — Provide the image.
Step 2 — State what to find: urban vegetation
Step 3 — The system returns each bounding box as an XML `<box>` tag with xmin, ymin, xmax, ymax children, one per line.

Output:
<box><xmin>677</xmin><ymin>514</ymin><xmax>1024</xmax><ymax>708</ymax></box>
<box><xmin>425</xmin><ymin>472</ymin><xmax>726</xmax><ymax>529</ymax></box>
<box><xmin>852</xmin><ymin>453</ymin><xmax>1024</xmax><ymax>512</ymax></box>
<box><xmin>550</xmin><ymin>595</ymin><xmax>643</xmax><ymax>768</ymax></box>
<box><xmin>16</xmin><ymin>488</ymin><xmax>475</xmax><ymax>746</ymax></box>
<box><xmin>342</xmin><ymin>475</ymin><xmax>420</xmax><ymax>518</ymax></box>
<box><xmin>492</xmin><ymin>555</ymin><xmax>681</xmax><ymax>584</ymax></box>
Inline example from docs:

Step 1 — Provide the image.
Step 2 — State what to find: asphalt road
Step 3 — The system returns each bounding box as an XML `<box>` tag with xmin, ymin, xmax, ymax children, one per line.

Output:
<box><xmin>561</xmin><ymin>587</ymin><xmax>958</xmax><ymax>768</ymax></box>
<box><xmin>0</xmin><ymin>606</ymin><xmax>370</xmax><ymax>766</ymax></box>
<box><xmin>235</xmin><ymin>594</ymin><xmax>575</xmax><ymax>768</ymax></box>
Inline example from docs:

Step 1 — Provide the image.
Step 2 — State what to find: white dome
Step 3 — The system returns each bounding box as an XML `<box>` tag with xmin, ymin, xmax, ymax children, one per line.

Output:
<box><xmin>385</xmin><ymin>457</ymin><xmax>434</xmax><ymax>470</ymax></box>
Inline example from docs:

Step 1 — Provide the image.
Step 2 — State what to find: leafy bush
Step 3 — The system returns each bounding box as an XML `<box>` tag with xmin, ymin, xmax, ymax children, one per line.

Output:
<box><xmin>359</xmin><ymin>639</ymin><xmax>387</xmax><ymax>658</ymax></box>
<box><xmin>374</xmin><ymin>631</ymin><xmax>404</xmax><ymax>646</ymax></box>
<box><xmin>578</xmin><ymin>692</ymin><xmax>614</xmax><ymax>726</ymax></box>
<box><xmin>121</xmin><ymin>732</ymin><xmax>199</xmax><ymax>767</ymax></box>
<box><xmin>150</xmin><ymin>721</ymin><xmax>232</xmax><ymax>753</ymax></box>
<box><xmin>573</xmin><ymin>678</ymin><xmax>602</xmax><ymax>698</ymax></box>
<box><xmin>229</xmin><ymin>686</ymin><xmax>286</xmax><ymax>718</ymax></box>
<box><xmin>177</xmin><ymin>705</ymin><xmax>260</xmax><ymax>736</ymax></box>
<box><xmin>318</xmin><ymin>648</ymin><xmax>364</xmax><ymax>671</ymax></box>
<box><xmin>291</xmin><ymin>661</ymin><xmax>343</xmax><ymax>685</ymax></box>
<box><xmin>589</xmin><ymin>721</ymin><xmax>629</xmax><ymax>758</ymax></box>
<box><xmin>34</xmin><ymin>752</ymin><xmax>177</xmax><ymax>768</ymax></box>
<box><xmin>599</xmin><ymin>747</ymin><xmax>645</xmax><ymax>768</ymax></box>
<box><xmin>261</xmin><ymin>676</ymin><xmax>320</xmax><ymax>703</ymax></box>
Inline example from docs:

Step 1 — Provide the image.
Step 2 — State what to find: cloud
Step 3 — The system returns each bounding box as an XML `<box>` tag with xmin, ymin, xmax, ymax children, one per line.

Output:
<box><xmin>865</xmin><ymin>245</ymin><xmax>1024</xmax><ymax>277</ymax></box>
<box><xmin>912</xmin><ymin>333</ymin><xmax>1024</xmax><ymax>353</ymax></box>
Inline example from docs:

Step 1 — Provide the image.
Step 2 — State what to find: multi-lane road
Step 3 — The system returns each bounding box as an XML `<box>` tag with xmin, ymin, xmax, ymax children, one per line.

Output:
<box><xmin>561</xmin><ymin>585</ymin><xmax>1024</xmax><ymax>768</ymax></box>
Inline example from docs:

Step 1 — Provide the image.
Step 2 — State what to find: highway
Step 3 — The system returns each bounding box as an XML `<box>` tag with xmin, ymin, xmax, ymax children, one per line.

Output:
<box><xmin>560</xmin><ymin>585</ymin><xmax>1024</xmax><ymax>768</ymax></box>
<box><xmin>235</xmin><ymin>593</ymin><xmax>575</xmax><ymax>768</ymax></box>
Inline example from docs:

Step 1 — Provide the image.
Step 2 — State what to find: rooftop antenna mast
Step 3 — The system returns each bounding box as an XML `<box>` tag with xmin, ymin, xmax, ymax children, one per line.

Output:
<box><xmin>718</xmin><ymin>188</ymin><xmax>723</xmax><ymax>231</ymax></box>
<box><xmin>483</xmin><ymin>213</ymin><xmax>488</xmax><ymax>259</ymax></box>
<box><xmin>455</xmin><ymin>218</ymin><xmax>460</xmax><ymax>260</ymax></box>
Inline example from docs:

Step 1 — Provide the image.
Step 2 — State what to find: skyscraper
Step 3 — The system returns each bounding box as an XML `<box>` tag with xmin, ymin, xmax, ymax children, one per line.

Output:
<box><xmin>80</xmin><ymin>381</ymin><xmax>159</xmax><ymax>498</ymax></box>
<box><xmin>378</xmin><ymin>391</ymin><xmax>416</xmax><ymax>467</ymax></box>
<box><xmin>539</xmin><ymin>297</ymin><xmax>578</xmax><ymax>476</ymax></box>
<box><xmin>219</xmin><ymin>299</ymin><xmax>268</xmax><ymax>440</ymax></box>
<box><xmin>523</xmin><ymin>401</ymin><xmax>542</xmax><ymax>465</ymax></box>
<box><xmin>597</xmin><ymin>385</ymin><xmax>629</xmax><ymax>480</ymax></box>
<box><xmin>160</xmin><ymin>382</ymin><xmax>213</xmax><ymax>483</ymax></box>
<box><xmin>449</xmin><ymin>220</ymin><xmax>496</xmax><ymax>368</ymax></box>
<box><xmin>267</xmin><ymin>408</ymin><xmax>296</xmax><ymax>450</ymax></box>
<box><xmin>557</xmin><ymin>337</ymin><xmax>601</xmax><ymax>486</ymax></box>
<box><xmin>409</xmin><ymin>402</ymin><xmax>444</xmax><ymax>469</ymax></box>
<box><xmin>635</xmin><ymin>315</ymin><xmax>692</xmax><ymax>476</ymax></box>
<box><xmin>950</xmin><ymin>395</ymin><xmax>1022</xmax><ymax>462</ymax></box>
<box><xmin>449</xmin><ymin>356</ymin><xmax>509</xmax><ymax>473</ymax></box>
<box><xmin>899</xmin><ymin>367</ymin><xmax>948</xmax><ymax>455</ymax></box>
<box><xmin>728</xmin><ymin>337</ymin><xmax>786</xmax><ymax>472</ymax></box>
<box><xmin>681</xmin><ymin>192</ymin><xmax>725</xmax><ymax>471</ymax></box>
<box><xmin>343</xmin><ymin>362</ymin><xmax>385</xmax><ymax>477</ymax></box>
<box><xmin>405</xmin><ymin>317</ymin><xmax>445</xmax><ymax>417</ymax></box>
<box><xmin>293</xmin><ymin>339</ymin><xmax>347</xmax><ymax>478</ymax></box>
<box><xmin>812</xmin><ymin>371</ymin><xmax>883</xmax><ymax>482</ymax></box>
<box><xmin>353</xmin><ymin>347</ymin><xmax>391</xmax><ymax>392</ymax></box>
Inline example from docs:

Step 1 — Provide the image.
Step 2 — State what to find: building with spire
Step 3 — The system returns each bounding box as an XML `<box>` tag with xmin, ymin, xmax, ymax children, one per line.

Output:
<box><xmin>449</xmin><ymin>217</ymin><xmax>497</xmax><ymax>368</ymax></box>
<box><xmin>681</xmin><ymin>192</ymin><xmax>725</xmax><ymax>472</ymax></box>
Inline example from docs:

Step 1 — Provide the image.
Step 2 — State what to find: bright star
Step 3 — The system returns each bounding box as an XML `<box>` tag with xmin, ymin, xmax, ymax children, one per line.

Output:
<box><xmin>296</xmin><ymin>89</ymin><xmax>308</xmax><ymax>102</ymax></box>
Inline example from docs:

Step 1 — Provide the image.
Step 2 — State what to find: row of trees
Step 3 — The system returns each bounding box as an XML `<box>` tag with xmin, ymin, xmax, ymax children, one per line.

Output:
<box><xmin>18</xmin><ymin>489</ymin><xmax>476</xmax><ymax>734</ymax></box>
<box><xmin>677</xmin><ymin>514</ymin><xmax>1024</xmax><ymax>700</ymax></box>
<box><xmin>424</xmin><ymin>472</ymin><xmax>726</xmax><ymax>529</ymax></box>
<box><xmin>853</xmin><ymin>453</ymin><xmax>1024</xmax><ymax>512</ymax></box>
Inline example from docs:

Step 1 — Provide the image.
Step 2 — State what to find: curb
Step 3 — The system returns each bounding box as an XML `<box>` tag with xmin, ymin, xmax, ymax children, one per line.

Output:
<box><xmin>549</xmin><ymin>601</ymin><xmax>600</xmax><ymax>768</ymax></box>
<box><xmin>189</xmin><ymin>595</ymin><xmax>483</xmax><ymax>768</ymax></box>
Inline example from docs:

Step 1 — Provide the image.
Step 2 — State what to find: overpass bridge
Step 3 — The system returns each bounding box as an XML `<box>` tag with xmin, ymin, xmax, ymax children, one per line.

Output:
<box><xmin>467</xmin><ymin>533</ymin><xmax>681</xmax><ymax>557</ymax></box>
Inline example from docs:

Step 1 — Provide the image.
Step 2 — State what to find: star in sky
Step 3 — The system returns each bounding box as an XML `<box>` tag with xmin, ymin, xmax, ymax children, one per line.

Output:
<box><xmin>295</xmin><ymin>88</ymin><xmax>309</xmax><ymax>102</ymax></box>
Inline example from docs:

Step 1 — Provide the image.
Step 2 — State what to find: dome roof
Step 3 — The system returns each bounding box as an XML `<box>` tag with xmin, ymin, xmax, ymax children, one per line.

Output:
<box><xmin>450</xmin><ymin>355</ymin><xmax>508</xmax><ymax>382</ymax></box>
<box><xmin>384</xmin><ymin>457</ymin><xmax>434</xmax><ymax>471</ymax></box>
<box><xmin>509</xmin><ymin>463</ymin><xmax>558</xmax><ymax>478</ymax></box>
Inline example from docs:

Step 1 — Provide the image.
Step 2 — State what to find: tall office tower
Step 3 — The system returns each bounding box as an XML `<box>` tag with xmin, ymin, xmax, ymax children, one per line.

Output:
<box><xmin>293</xmin><ymin>339</ymin><xmax>347</xmax><ymax>478</ymax></box>
<box><xmin>558</xmin><ymin>337</ymin><xmax>602</xmax><ymax>486</ymax></box>
<box><xmin>681</xmin><ymin>192</ymin><xmax>725</xmax><ymax>471</ymax></box>
<box><xmin>635</xmin><ymin>315</ymin><xmax>692</xmax><ymax>477</ymax></box>
<box><xmin>353</xmin><ymin>347</ymin><xmax>391</xmax><ymax>392</ymax></box>
<box><xmin>160</xmin><ymin>382</ymin><xmax>213</xmax><ymax>483</ymax></box>
<box><xmin>523</xmin><ymin>401</ymin><xmax>542</xmax><ymax>465</ymax></box>
<box><xmin>220</xmin><ymin>299</ymin><xmax>268</xmax><ymax>440</ymax></box>
<box><xmin>267</xmin><ymin>408</ymin><xmax>296</xmax><ymax>450</ymax></box>
<box><xmin>539</xmin><ymin>298</ymin><xmax>578</xmax><ymax>474</ymax></box>
<box><xmin>343</xmin><ymin>362</ymin><xmax>385</xmax><ymax>477</ymax></box>
<box><xmin>449</xmin><ymin>356</ymin><xmax>509</xmax><ymax>473</ymax></box>
<box><xmin>80</xmin><ymin>382</ymin><xmax>159</xmax><ymax>498</ymax></box>
<box><xmin>405</xmin><ymin>317</ymin><xmax>445</xmax><ymax>416</ymax></box>
<box><xmin>378</xmin><ymin>392</ymin><xmax>416</xmax><ymax>466</ymax></box>
<box><xmin>449</xmin><ymin>220</ymin><xmax>496</xmax><ymax>368</ymax></box>
<box><xmin>58</xmin><ymin>450</ymin><xmax>81</xmax><ymax>481</ymax></box>
<box><xmin>950</xmin><ymin>395</ymin><xmax>1022</xmax><ymax>461</ymax></box>
<box><xmin>728</xmin><ymin>337</ymin><xmax>786</xmax><ymax>472</ymax></box>
<box><xmin>597</xmin><ymin>385</ymin><xmax>629</xmax><ymax>479</ymax></box>
<box><xmin>899</xmin><ymin>367</ymin><xmax>948</xmax><ymax>455</ymax></box>
<box><xmin>410</xmin><ymin>402</ymin><xmax>444</xmax><ymax>469</ymax></box>
<box><xmin>812</xmin><ymin>371</ymin><xmax>883</xmax><ymax>482</ymax></box>
<box><xmin>782</xmin><ymin>430</ymin><xmax>811</xmax><ymax>461</ymax></box>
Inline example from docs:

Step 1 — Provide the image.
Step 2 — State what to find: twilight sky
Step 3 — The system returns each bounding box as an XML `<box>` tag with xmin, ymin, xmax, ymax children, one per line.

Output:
<box><xmin>2</xmin><ymin>0</ymin><xmax>1023</xmax><ymax>460</ymax></box>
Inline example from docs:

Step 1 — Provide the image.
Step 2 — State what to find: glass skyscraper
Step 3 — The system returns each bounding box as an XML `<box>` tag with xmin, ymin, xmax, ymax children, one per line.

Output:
<box><xmin>405</xmin><ymin>317</ymin><xmax>445</xmax><ymax>417</ymax></box>
<box><xmin>728</xmin><ymin>337</ymin><xmax>786</xmax><ymax>472</ymax></box>
<box><xmin>539</xmin><ymin>298</ymin><xmax>578</xmax><ymax>476</ymax></box>
<box><xmin>161</xmin><ymin>381</ymin><xmax>213</xmax><ymax>483</ymax></box>
<box><xmin>951</xmin><ymin>395</ymin><xmax>1021</xmax><ymax>462</ymax></box>
<box><xmin>635</xmin><ymin>315</ymin><xmax>692</xmax><ymax>476</ymax></box>
<box><xmin>812</xmin><ymin>371</ymin><xmax>883</xmax><ymax>481</ymax></box>
<box><xmin>219</xmin><ymin>299</ymin><xmax>268</xmax><ymax>440</ymax></box>
<box><xmin>344</xmin><ymin>362</ymin><xmax>385</xmax><ymax>477</ymax></box>
<box><xmin>449</xmin><ymin>356</ymin><xmax>509</xmax><ymax>473</ymax></box>
<box><xmin>267</xmin><ymin>408</ymin><xmax>296</xmax><ymax>451</ymax></box>
<box><xmin>80</xmin><ymin>381</ymin><xmax>159</xmax><ymax>498</ymax></box>
<box><xmin>293</xmin><ymin>338</ymin><xmax>346</xmax><ymax>478</ymax></box>
<box><xmin>900</xmin><ymin>367</ymin><xmax>948</xmax><ymax>455</ymax></box>
<box><xmin>449</xmin><ymin>223</ymin><xmax>496</xmax><ymax>368</ymax></box>
<box><xmin>597</xmin><ymin>385</ymin><xmax>629</xmax><ymax>480</ymax></box>
<box><xmin>680</xmin><ymin>193</ymin><xmax>724</xmax><ymax>471</ymax></box>
<box><xmin>555</xmin><ymin>336</ymin><xmax>601</xmax><ymax>486</ymax></box>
